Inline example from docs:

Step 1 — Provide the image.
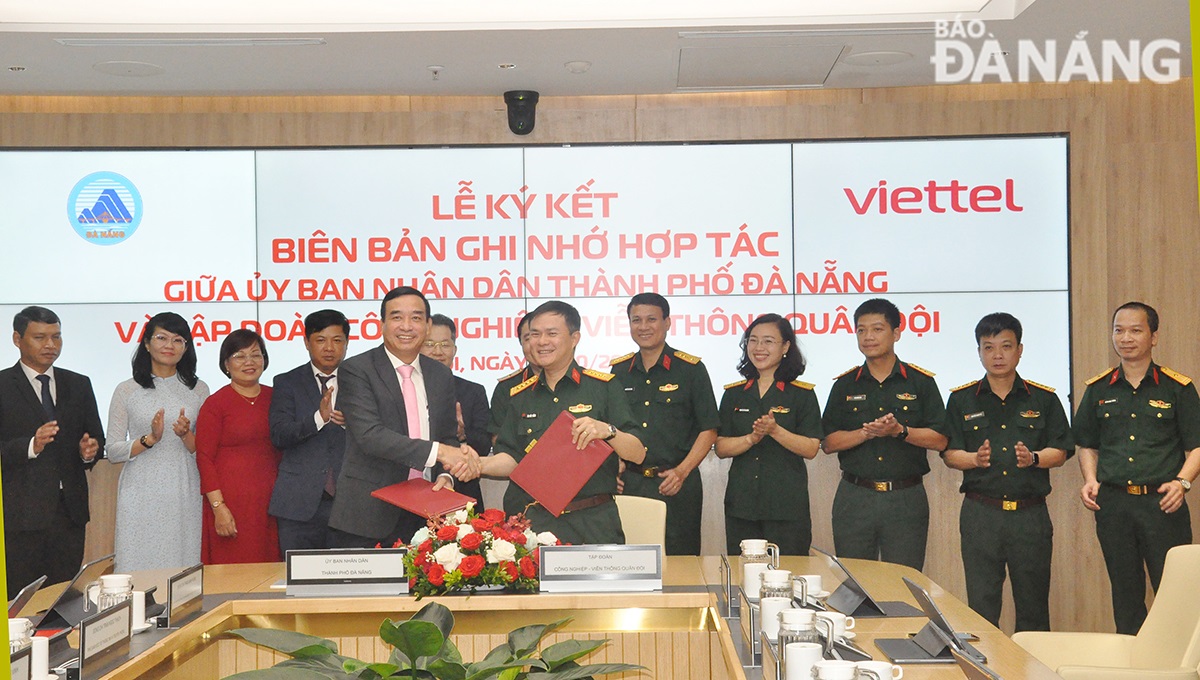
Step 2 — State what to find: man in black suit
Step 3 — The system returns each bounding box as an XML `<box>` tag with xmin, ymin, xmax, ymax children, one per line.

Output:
<box><xmin>420</xmin><ymin>314</ymin><xmax>490</xmax><ymax>508</ymax></box>
<box><xmin>328</xmin><ymin>287</ymin><xmax>481</xmax><ymax>547</ymax></box>
<box><xmin>0</xmin><ymin>306</ymin><xmax>103</xmax><ymax>594</ymax></box>
<box><xmin>268</xmin><ymin>309</ymin><xmax>350</xmax><ymax>555</ymax></box>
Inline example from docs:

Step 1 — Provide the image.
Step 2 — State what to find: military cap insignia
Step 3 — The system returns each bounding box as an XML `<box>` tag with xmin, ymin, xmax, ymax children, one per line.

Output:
<box><xmin>582</xmin><ymin>368</ymin><xmax>615</xmax><ymax>382</ymax></box>
<box><xmin>791</xmin><ymin>380</ymin><xmax>816</xmax><ymax>390</ymax></box>
<box><xmin>1024</xmin><ymin>379</ymin><xmax>1056</xmax><ymax>392</ymax></box>
<box><xmin>896</xmin><ymin>393</ymin><xmax>918</xmax><ymax>401</ymax></box>
<box><xmin>1085</xmin><ymin>368</ymin><xmax>1116</xmax><ymax>385</ymax></box>
<box><xmin>1149</xmin><ymin>400</ymin><xmax>1173</xmax><ymax>409</ymax></box>
<box><xmin>510</xmin><ymin>375</ymin><xmax>538</xmax><ymax>397</ymax></box>
<box><xmin>769</xmin><ymin>406</ymin><xmax>791</xmax><ymax>414</ymax></box>
<box><xmin>724</xmin><ymin>379</ymin><xmax>749</xmax><ymax>390</ymax></box>
<box><xmin>567</xmin><ymin>403</ymin><xmax>593</xmax><ymax>413</ymax></box>
<box><xmin>905</xmin><ymin>362</ymin><xmax>936</xmax><ymax>377</ymax></box>
<box><xmin>1161</xmin><ymin>366</ymin><xmax>1193</xmax><ymax>386</ymax></box>
<box><xmin>1019</xmin><ymin>410</ymin><xmax>1041</xmax><ymax>418</ymax></box>
<box><xmin>834</xmin><ymin>366</ymin><xmax>859</xmax><ymax>380</ymax></box>
<box><xmin>673</xmin><ymin>350</ymin><xmax>702</xmax><ymax>364</ymax></box>
<box><xmin>951</xmin><ymin>380</ymin><xmax>980</xmax><ymax>392</ymax></box>
<box><xmin>610</xmin><ymin>352</ymin><xmax>635</xmax><ymax>366</ymax></box>
<box><xmin>659</xmin><ymin>384</ymin><xmax>679</xmax><ymax>392</ymax></box>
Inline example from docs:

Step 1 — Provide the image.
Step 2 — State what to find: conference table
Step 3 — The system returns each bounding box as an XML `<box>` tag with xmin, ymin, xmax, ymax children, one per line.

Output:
<box><xmin>20</xmin><ymin>556</ymin><xmax>1062</xmax><ymax>679</ymax></box>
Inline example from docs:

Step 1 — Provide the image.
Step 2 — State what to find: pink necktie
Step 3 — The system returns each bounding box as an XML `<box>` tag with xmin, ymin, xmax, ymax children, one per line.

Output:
<box><xmin>397</xmin><ymin>364</ymin><xmax>424</xmax><ymax>480</ymax></box>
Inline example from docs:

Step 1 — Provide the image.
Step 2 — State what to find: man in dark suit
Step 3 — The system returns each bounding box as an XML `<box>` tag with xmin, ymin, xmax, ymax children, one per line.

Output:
<box><xmin>0</xmin><ymin>306</ymin><xmax>104</xmax><ymax>594</ymax></box>
<box><xmin>328</xmin><ymin>287</ymin><xmax>481</xmax><ymax>547</ymax></box>
<box><xmin>420</xmin><ymin>314</ymin><xmax>490</xmax><ymax>508</ymax></box>
<box><xmin>268</xmin><ymin>309</ymin><xmax>350</xmax><ymax>555</ymax></box>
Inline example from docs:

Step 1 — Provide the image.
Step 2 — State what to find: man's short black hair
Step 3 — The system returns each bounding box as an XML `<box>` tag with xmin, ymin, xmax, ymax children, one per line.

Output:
<box><xmin>1113</xmin><ymin>301</ymin><xmax>1159</xmax><ymax>333</ymax></box>
<box><xmin>853</xmin><ymin>298</ymin><xmax>901</xmax><ymax>330</ymax></box>
<box><xmin>974</xmin><ymin>312</ymin><xmax>1023</xmax><ymax>345</ymax></box>
<box><xmin>305</xmin><ymin>309</ymin><xmax>350</xmax><ymax>338</ymax></box>
<box><xmin>527</xmin><ymin>301</ymin><xmax>581</xmax><ymax>334</ymax></box>
<box><xmin>627</xmin><ymin>293</ymin><xmax>669</xmax><ymax>318</ymax></box>
<box><xmin>430</xmin><ymin>313</ymin><xmax>457</xmax><ymax>340</ymax></box>
<box><xmin>13</xmin><ymin>306</ymin><xmax>60</xmax><ymax>336</ymax></box>
<box><xmin>380</xmin><ymin>286</ymin><xmax>431</xmax><ymax>318</ymax></box>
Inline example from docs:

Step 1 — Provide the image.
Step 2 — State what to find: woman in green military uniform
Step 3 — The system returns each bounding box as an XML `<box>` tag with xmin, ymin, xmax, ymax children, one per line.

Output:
<box><xmin>716</xmin><ymin>314</ymin><xmax>822</xmax><ymax>555</ymax></box>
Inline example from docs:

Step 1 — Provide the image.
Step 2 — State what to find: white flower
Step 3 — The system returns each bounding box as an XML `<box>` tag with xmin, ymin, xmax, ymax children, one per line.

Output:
<box><xmin>410</xmin><ymin>527</ymin><xmax>431</xmax><ymax>546</ymax></box>
<box><xmin>433</xmin><ymin>543</ymin><xmax>465</xmax><ymax>571</ymax></box>
<box><xmin>450</xmin><ymin>506</ymin><xmax>471</xmax><ymax>524</ymax></box>
<box><xmin>457</xmin><ymin>524</ymin><xmax>476</xmax><ymax>540</ymax></box>
<box><xmin>523</xmin><ymin>529</ymin><xmax>538</xmax><ymax>551</ymax></box>
<box><xmin>486</xmin><ymin>538</ymin><xmax>517</xmax><ymax>564</ymax></box>
<box><xmin>536</xmin><ymin>531</ymin><xmax>559</xmax><ymax>546</ymax></box>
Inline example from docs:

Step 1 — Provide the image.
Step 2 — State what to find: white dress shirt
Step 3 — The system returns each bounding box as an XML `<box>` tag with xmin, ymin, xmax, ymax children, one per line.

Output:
<box><xmin>20</xmin><ymin>362</ymin><xmax>55</xmax><ymax>459</ymax></box>
<box><xmin>383</xmin><ymin>348</ymin><xmax>439</xmax><ymax>472</ymax></box>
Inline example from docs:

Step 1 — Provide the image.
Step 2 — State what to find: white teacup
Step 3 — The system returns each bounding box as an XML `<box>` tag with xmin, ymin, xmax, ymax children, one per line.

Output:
<box><xmin>811</xmin><ymin>659</ymin><xmax>858</xmax><ymax>680</ymax></box>
<box><xmin>857</xmin><ymin>661</ymin><xmax>903</xmax><ymax>679</ymax></box>
<box><xmin>815</xmin><ymin>611</ymin><xmax>855</xmax><ymax>638</ymax></box>
<box><xmin>793</xmin><ymin>574</ymin><xmax>823</xmax><ymax>599</ymax></box>
<box><xmin>785</xmin><ymin>642</ymin><xmax>824</xmax><ymax>680</ymax></box>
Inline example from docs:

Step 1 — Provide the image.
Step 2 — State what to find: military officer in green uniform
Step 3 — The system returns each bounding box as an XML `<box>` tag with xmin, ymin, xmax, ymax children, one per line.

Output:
<box><xmin>716</xmin><ymin>313</ymin><xmax>822</xmax><ymax>555</ymax></box>
<box><xmin>822</xmin><ymin>298</ymin><xmax>948</xmax><ymax>571</ymax></box>
<box><xmin>487</xmin><ymin>314</ymin><xmax>533</xmax><ymax>442</ymax></box>
<box><xmin>1075</xmin><ymin>301</ymin><xmax>1200</xmax><ymax>635</ymax></box>
<box><xmin>480</xmin><ymin>301</ymin><xmax>646</xmax><ymax>545</ymax></box>
<box><xmin>941</xmin><ymin>312</ymin><xmax>1072</xmax><ymax>632</ymax></box>
<box><xmin>611</xmin><ymin>293</ymin><xmax>719</xmax><ymax>555</ymax></box>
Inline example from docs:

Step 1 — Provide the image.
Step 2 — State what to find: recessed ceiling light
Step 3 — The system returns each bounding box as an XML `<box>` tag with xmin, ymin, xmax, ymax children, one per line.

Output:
<box><xmin>497</xmin><ymin>63</ymin><xmax>516</xmax><ymax>69</ymax></box>
<box><xmin>8</xmin><ymin>66</ymin><xmax>25</xmax><ymax>72</ymax></box>
<box><xmin>92</xmin><ymin>61</ymin><xmax>165</xmax><ymax>77</ymax></box>
<box><xmin>564</xmin><ymin>60</ymin><xmax>592</xmax><ymax>74</ymax></box>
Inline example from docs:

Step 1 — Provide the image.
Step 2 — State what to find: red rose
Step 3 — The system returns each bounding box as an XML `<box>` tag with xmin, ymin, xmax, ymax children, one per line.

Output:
<box><xmin>482</xmin><ymin>508</ymin><xmax>507</xmax><ymax>524</ymax></box>
<box><xmin>436</xmin><ymin>525</ymin><xmax>459</xmax><ymax>542</ymax></box>
<box><xmin>471</xmin><ymin>517</ymin><xmax>493</xmax><ymax>532</ymax></box>
<box><xmin>519</xmin><ymin>556</ymin><xmax>537</xmax><ymax>579</ymax></box>
<box><xmin>427</xmin><ymin>563</ymin><xmax>446</xmax><ymax>586</ymax></box>
<box><xmin>409</xmin><ymin>576</ymin><xmax>418</xmax><ymax>589</ymax></box>
<box><xmin>491</xmin><ymin>526</ymin><xmax>511</xmax><ymax>542</ymax></box>
<box><xmin>501</xmin><ymin>561</ymin><xmax>518</xmax><ymax>582</ymax></box>
<box><xmin>531</xmin><ymin>547</ymin><xmax>540</xmax><ymax>564</ymax></box>
<box><xmin>418</xmin><ymin>539</ymin><xmax>434</xmax><ymax>555</ymax></box>
<box><xmin>459</xmin><ymin>532</ymin><xmax>483</xmax><ymax>551</ymax></box>
<box><xmin>459</xmin><ymin>554</ymin><xmax>486</xmax><ymax>578</ymax></box>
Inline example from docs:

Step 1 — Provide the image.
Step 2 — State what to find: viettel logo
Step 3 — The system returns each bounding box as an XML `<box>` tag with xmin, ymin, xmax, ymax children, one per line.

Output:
<box><xmin>67</xmin><ymin>171</ymin><xmax>142</xmax><ymax>245</ymax></box>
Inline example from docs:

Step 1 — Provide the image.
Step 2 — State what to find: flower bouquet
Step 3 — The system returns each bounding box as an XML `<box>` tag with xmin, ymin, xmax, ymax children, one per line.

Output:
<box><xmin>401</xmin><ymin>504</ymin><xmax>562</xmax><ymax>598</ymax></box>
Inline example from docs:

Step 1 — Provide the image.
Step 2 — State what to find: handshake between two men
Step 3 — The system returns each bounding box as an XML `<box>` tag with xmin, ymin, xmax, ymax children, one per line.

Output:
<box><xmin>435</xmin><ymin>442</ymin><xmax>484</xmax><ymax>487</ymax></box>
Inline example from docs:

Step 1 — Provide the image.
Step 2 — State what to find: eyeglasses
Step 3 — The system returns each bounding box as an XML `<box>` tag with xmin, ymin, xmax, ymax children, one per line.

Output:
<box><xmin>229</xmin><ymin>353</ymin><xmax>265</xmax><ymax>365</ymax></box>
<box><xmin>423</xmin><ymin>341</ymin><xmax>455</xmax><ymax>351</ymax></box>
<box><xmin>747</xmin><ymin>337</ymin><xmax>782</xmax><ymax>348</ymax></box>
<box><xmin>151</xmin><ymin>334</ymin><xmax>188</xmax><ymax>348</ymax></box>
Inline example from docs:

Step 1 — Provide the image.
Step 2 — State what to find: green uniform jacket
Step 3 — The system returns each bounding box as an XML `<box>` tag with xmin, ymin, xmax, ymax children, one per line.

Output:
<box><xmin>944</xmin><ymin>374</ymin><xmax>1074</xmax><ymax>498</ymax></box>
<box><xmin>1073</xmin><ymin>363</ymin><xmax>1200</xmax><ymax>485</ymax></box>
<box><xmin>822</xmin><ymin>358</ymin><xmax>947</xmax><ymax>480</ymax></box>
<box><xmin>487</xmin><ymin>366</ymin><xmax>533</xmax><ymax>436</ymax></box>
<box><xmin>610</xmin><ymin>345</ymin><xmax>720</xmax><ymax>469</ymax></box>
<box><xmin>718</xmin><ymin>377</ymin><xmax>822</xmax><ymax>521</ymax></box>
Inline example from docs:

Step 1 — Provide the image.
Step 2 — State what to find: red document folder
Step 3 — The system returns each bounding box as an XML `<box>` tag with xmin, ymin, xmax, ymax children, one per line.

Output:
<box><xmin>509</xmin><ymin>410</ymin><xmax>615</xmax><ymax>517</ymax></box>
<box><xmin>371</xmin><ymin>478</ymin><xmax>474</xmax><ymax>519</ymax></box>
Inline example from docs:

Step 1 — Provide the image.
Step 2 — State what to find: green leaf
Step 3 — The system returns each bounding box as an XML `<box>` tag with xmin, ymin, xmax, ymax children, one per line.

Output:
<box><xmin>224</xmin><ymin>668</ymin><xmax>334</xmax><ymax>680</ymax></box>
<box><xmin>439</xmin><ymin>637</ymin><xmax>463</xmax><ymax>665</ymax></box>
<box><xmin>463</xmin><ymin>658</ymin><xmax>535</xmax><ymax>680</ymax></box>
<box><xmin>410</xmin><ymin>602</ymin><xmax>456</xmax><ymax>641</ymax></box>
<box><xmin>380</xmin><ymin>619</ymin><xmax>445</xmax><ymax>661</ymax></box>
<box><xmin>506</xmin><ymin>618</ymin><xmax>571</xmax><ymax>658</ymax></box>
<box><xmin>427</xmin><ymin>658</ymin><xmax>468</xmax><ymax>680</ymax></box>
<box><xmin>343</xmin><ymin>660</ymin><xmax>402</xmax><ymax>678</ymax></box>
<box><xmin>498</xmin><ymin>668</ymin><xmax>522</xmax><ymax>680</ymax></box>
<box><xmin>539</xmin><ymin>639</ymin><xmax>607</xmax><ymax>669</ymax></box>
<box><xmin>226</xmin><ymin>628</ymin><xmax>338</xmax><ymax>657</ymax></box>
<box><xmin>527</xmin><ymin>663</ymin><xmax>644</xmax><ymax>679</ymax></box>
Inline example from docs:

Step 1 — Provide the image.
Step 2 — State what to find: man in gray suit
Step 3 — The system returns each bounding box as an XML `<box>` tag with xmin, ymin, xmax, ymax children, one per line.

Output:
<box><xmin>328</xmin><ymin>287</ymin><xmax>481</xmax><ymax>547</ymax></box>
<box><xmin>268</xmin><ymin>309</ymin><xmax>350</xmax><ymax>555</ymax></box>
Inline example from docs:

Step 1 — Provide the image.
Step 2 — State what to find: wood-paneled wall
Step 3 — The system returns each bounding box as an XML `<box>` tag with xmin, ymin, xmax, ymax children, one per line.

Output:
<box><xmin>1</xmin><ymin>79</ymin><xmax>1196</xmax><ymax>635</ymax></box>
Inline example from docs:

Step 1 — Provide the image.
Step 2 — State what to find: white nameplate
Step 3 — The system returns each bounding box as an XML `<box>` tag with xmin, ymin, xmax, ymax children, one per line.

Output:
<box><xmin>79</xmin><ymin>599</ymin><xmax>131</xmax><ymax>680</ymax></box>
<box><xmin>286</xmin><ymin>548</ymin><xmax>408</xmax><ymax>597</ymax></box>
<box><xmin>9</xmin><ymin>644</ymin><xmax>30</xmax><ymax>680</ymax></box>
<box><xmin>167</xmin><ymin>563</ymin><xmax>204</xmax><ymax>626</ymax></box>
<box><xmin>538</xmin><ymin>544</ymin><xmax>662</xmax><ymax>592</ymax></box>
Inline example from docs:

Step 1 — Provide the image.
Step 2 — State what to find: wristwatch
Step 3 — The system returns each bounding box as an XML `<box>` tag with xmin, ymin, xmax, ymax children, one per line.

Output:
<box><xmin>897</xmin><ymin>424</ymin><xmax>910</xmax><ymax>441</ymax></box>
<box><xmin>139</xmin><ymin>435</ymin><xmax>155</xmax><ymax>449</ymax></box>
<box><xmin>1176</xmin><ymin>477</ymin><xmax>1192</xmax><ymax>491</ymax></box>
<box><xmin>1031</xmin><ymin>452</ymin><xmax>1041</xmax><ymax>467</ymax></box>
<box><xmin>603</xmin><ymin>424</ymin><xmax>618</xmax><ymax>441</ymax></box>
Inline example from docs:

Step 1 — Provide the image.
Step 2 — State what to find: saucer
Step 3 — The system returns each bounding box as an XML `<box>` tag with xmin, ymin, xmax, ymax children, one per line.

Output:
<box><xmin>132</xmin><ymin>622</ymin><xmax>154</xmax><ymax>635</ymax></box>
<box><xmin>840</xmin><ymin>632</ymin><xmax>856</xmax><ymax>640</ymax></box>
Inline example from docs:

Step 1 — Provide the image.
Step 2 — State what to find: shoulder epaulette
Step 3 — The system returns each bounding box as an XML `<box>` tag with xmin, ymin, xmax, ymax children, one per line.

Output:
<box><xmin>497</xmin><ymin>367</ymin><xmax>524</xmax><ymax>382</ymax></box>
<box><xmin>905</xmin><ymin>362</ymin><xmax>936</xmax><ymax>378</ymax></box>
<box><xmin>791</xmin><ymin>380</ymin><xmax>815</xmax><ymax>390</ymax></box>
<box><xmin>609</xmin><ymin>352</ymin><xmax>635</xmax><ymax>366</ymax></box>
<box><xmin>1161</xmin><ymin>366</ymin><xmax>1193</xmax><ymax>386</ymax></box>
<box><xmin>833</xmin><ymin>366</ymin><xmax>858</xmax><ymax>380</ymax></box>
<box><xmin>1024</xmin><ymin>379</ymin><xmax>1056</xmax><ymax>393</ymax></box>
<box><xmin>1085</xmin><ymin>368</ymin><xmax>1116</xmax><ymax>385</ymax></box>
<box><xmin>582</xmin><ymin>368</ymin><xmax>615</xmax><ymax>382</ymax></box>
<box><xmin>724</xmin><ymin>379</ymin><xmax>749</xmax><ymax>390</ymax></box>
<box><xmin>951</xmin><ymin>380</ymin><xmax>980</xmax><ymax>392</ymax></box>
<box><xmin>673</xmin><ymin>350</ymin><xmax>701</xmax><ymax>365</ymax></box>
<box><xmin>510</xmin><ymin>375</ymin><xmax>538</xmax><ymax>397</ymax></box>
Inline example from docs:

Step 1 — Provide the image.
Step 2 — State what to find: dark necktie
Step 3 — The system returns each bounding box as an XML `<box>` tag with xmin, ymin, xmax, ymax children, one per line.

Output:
<box><xmin>36</xmin><ymin>374</ymin><xmax>56</xmax><ymax>420</ymax></box>
<box><xmin>318</xmin><ymin>373</ymin><xmax>336</xmax><ymax>497</ymax></box>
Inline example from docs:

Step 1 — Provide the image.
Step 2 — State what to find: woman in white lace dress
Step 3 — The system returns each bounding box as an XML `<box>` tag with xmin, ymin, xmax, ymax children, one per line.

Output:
<box><xmin>105</xmin><ymin>312</ymin><xmax>210</xmax><ymax>572</ymax></box>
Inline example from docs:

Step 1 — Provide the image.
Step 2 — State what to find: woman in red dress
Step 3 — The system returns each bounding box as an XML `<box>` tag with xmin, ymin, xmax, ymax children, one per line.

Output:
<box><xmin>197</xmin><ymin>329</ymin><xmax>282</xmax><ymax>564</ymax></box>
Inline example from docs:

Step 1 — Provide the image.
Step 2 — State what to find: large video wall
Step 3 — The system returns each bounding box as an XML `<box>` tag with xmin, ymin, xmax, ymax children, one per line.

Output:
<box><xmin>0</xmin><ymin>137</ymin><xmax>1069</xmax><ymax>420</ymax></box>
